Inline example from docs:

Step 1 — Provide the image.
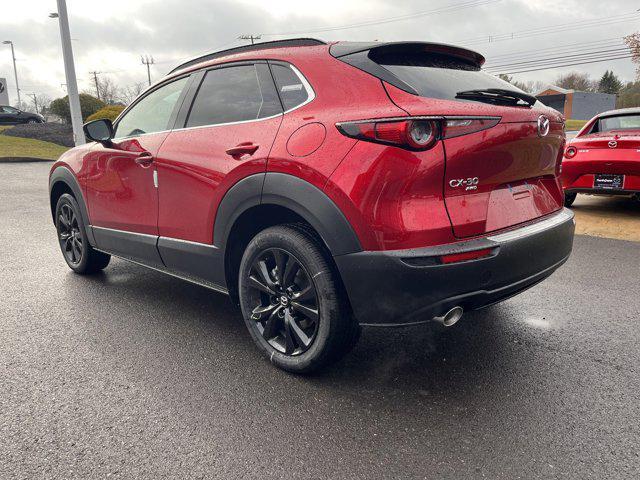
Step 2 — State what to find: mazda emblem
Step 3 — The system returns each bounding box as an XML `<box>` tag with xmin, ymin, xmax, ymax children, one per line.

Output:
<box><xmin>608</xmin><ymin>141</ymin><xmax>617</xmax><ymax>148</ymax></box>
<box><xmin>537</xmin><ymin>115</ymin><xmax>550</xmax><ymax>137</ymax></box>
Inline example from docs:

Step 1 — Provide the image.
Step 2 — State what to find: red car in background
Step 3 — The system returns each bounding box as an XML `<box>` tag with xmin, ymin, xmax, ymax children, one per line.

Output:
<box><xmin>562</xmin><ymin>108</ymin><xmax>640</xmax><ymax>206</ymax></box>
<box><xmin>49</xmin><ymin>39</ymin><xmax>575</xmax><ymax>373</ymax></box>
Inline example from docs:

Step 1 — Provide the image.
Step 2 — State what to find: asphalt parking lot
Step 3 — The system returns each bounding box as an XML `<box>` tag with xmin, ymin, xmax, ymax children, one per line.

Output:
<box><xmin>2</xmin><ymin>161</ymin><xmax>639</xmax><ymax>479</ymax></box>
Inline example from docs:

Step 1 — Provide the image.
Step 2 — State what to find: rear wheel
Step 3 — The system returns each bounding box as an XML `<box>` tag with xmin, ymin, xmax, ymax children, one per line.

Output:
<box><xmin>55</xmin><ymin>194</ymin><xmax>110</xmax><ymax>274</ymax></box>
<box><xmin>564</xmin><ymin>192</ymin><xmax>577</xmax><ymax>207</ymax></box>
<box><xmin>238</xmin><ymin>225</ymin><xmax>359</xmax><ymax>373</ymax></box>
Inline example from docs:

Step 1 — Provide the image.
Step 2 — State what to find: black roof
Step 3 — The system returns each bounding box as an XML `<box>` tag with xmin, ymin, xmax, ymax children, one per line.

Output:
<box><xmin>169</xmin><ymin>38</ymin><xmax>326</xmax><ymax>74</ymax></box>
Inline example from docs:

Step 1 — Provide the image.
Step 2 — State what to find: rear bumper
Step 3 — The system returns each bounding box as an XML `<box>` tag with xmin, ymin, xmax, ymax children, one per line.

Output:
<box><xmin>335</xmin><ymin>208</ymin><xmax>575</xmax><ymax>326</ymax></box>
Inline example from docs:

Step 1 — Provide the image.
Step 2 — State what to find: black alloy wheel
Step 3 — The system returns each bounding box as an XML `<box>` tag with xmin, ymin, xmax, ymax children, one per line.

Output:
<box><xmin>246</xmin><ymin>248</ymin><xmax>320</xmax><ymax>356</ymax></box>
<box><xmin>238</xmin><ymin>225</ymin><xmax>360</xmax><ymax>373</ymax></box>
<box><xmin>57</xmin><ymin>203</ymin><xmax>84</xmax><ymax>266</ymax></box>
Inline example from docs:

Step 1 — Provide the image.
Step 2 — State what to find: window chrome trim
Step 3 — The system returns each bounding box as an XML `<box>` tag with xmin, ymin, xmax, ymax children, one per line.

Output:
<box><xmin>108</xmin><ymin>61</ymin><xmax>315</xmax><ymax>142</ymax></box>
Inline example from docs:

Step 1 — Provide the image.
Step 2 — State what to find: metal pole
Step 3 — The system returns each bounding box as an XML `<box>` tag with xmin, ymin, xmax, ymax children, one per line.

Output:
<box><xmin>54</xmin><ymin>0</ymin><xmax>85</xmax><ymax>145</ymax></box>
<box><xmin>9</xmin><ymin>42</ymin><xmax>20</xmax><ymax>108</ymax></box>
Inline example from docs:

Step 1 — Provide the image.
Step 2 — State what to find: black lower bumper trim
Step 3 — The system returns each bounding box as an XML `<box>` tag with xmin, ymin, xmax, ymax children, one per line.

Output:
<box><xmin>335</xmin><ymin>208</ymin><xmax>575</xmax><ymax>326</ymax></box>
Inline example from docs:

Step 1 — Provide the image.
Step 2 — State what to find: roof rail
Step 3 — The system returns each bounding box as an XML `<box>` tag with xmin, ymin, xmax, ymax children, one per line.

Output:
<box><xmin>169</xmin><ymin>38</ymin><xmax>326</xmax><ymax>74</ymax></box>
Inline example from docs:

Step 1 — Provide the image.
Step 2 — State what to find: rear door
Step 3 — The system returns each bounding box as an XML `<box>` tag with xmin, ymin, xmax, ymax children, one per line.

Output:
<box><xmin>155</xmin><ymin>62</ymin><xmax>283</xmax><ymax>281</ymax></box>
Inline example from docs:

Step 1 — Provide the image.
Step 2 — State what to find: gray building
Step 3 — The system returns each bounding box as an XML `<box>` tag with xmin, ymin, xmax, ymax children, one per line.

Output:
<box><xmin>536</xmin><ymin>86</ymin><xmax>616</xmax><ymax>120</ymax></box>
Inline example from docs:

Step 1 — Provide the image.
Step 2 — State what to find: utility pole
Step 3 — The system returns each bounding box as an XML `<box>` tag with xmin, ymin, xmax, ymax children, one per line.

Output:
<box><xmin>26</xmin><ymin>93</ymin><xmax>38</xmax><ymax>114</ymax></box>
<box><xmin>2</xmin><ymin>41</ymin><xmax>21</xmax><ymax>108</ymax></box>
<box><xmin>90</xmin><ymin>70</ymin><xmax>101</xmax><ymax>101</ymax></box>
<box><xmin>238</xmin><ymin>34</ymin><xmax>261</xmax><ymax>45</ymax></box>
<box><xmin>50</xmin><ymin>1</ymin><xmax>85</xmax><ymax>145</ymax></box>
<box><xmin>141</xmin><ymin>55</ymin><xmax>154</xmax><ymax>86</ymax></box>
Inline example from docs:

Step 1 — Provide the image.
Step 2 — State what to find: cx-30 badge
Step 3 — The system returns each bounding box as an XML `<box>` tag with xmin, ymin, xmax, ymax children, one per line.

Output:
<box><xmin>537</xmin><ymin>115</ymin><xmax>550</xmax><ymax>137</ymax></box>
<box><xmin>449</xmin><ymin>177</ymin><xmax>479</xmax><ymax>191</ymax></box>
<box><xmin>608</xmin><ymin>141</ymin><xmax>617</xmax><ymax>148</ymax></box>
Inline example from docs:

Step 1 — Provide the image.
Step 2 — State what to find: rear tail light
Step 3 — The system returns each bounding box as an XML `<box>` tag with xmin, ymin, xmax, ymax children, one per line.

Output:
<box><xmin>564</xmin><ymin>146</ymin><xmax>577</xmax><ymax>158</ymax></box>
<box><xmin>336</xmin><ymin>116</ymin><xmax>499</xmax><ymax>151</ymax></box>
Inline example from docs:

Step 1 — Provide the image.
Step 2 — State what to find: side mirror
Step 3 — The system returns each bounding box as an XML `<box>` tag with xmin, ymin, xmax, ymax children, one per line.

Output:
<box><xmin>83</xmin><ymin>118</ymin><xmax>114</xmax><ymax>145</ymax></box>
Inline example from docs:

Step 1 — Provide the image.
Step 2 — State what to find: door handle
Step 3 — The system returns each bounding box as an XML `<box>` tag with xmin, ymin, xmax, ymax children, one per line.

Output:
<box><xmin>135</xmin><ymin>152</ymin><xmax>154</xmax><ymax>166</ymax></box>
<box><xmin>225</xmin><ymin>142</ymin><xmax>259</xmax><ymax>160</ymax></box>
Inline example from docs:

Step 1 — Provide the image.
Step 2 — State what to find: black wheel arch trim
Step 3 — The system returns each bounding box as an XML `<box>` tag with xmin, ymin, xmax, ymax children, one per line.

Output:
<box><xmin>49</xmin><ymin>166</ymin><xmax>96</xmax><ymax>246</ymax></box>
<box><xmin>214</xmin><ymin>172</ymin><xmax>362</xmax><ymax>257</ymax></box>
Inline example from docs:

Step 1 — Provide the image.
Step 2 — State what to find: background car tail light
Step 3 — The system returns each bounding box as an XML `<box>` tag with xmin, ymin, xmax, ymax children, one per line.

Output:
<box><xmin>336</xmin><ymin>117</ymin><xmax>499</xmax><ymax>151</ymax></box>
<box><xmin>564</xmin><ymin>146</ymin><xmax>577</xmax><ymax>158</ymax></box>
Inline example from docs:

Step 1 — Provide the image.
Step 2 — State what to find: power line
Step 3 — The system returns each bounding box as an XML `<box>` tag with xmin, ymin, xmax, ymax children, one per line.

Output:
<box><xmin>491</xmin><ymin>54</ymin><xmax>635</xmax><ymax>75</ymax></box>
<box><xmin>458</xmin><ymin>11</ymin><xmax>640</xmax><ymax>47</ymax></box>
<box><xmin>484</xmin><ymin>47</ymin><xmax>631</xmax><ymax>71</ymax></box>
<box><xmin>486</xmin><ymin>37</ymin><xmax>624</xmax><ymax>62</ymax></box>
<box><xmin>260</xmin><ymin>0</ymin><xmax>501</xmax><ymax>36</ymax></box>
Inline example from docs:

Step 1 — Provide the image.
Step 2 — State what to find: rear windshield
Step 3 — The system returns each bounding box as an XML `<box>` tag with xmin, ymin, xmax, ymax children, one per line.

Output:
<box><xmin>596</xmin><ymin>114</ymin><xmax>640</xmax><ymax>133</ymax></box>
<box><xmin>373</xmin><ymin>51</ymin><xmax>536</xmax><ymax>105</ymax></box>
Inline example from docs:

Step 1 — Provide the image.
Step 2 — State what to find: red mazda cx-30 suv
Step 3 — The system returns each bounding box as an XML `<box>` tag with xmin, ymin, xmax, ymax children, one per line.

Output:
<box><xmin>49</xmin><ymin>39</ymin><xmax>575</xmax><ymax>372</ymax></box>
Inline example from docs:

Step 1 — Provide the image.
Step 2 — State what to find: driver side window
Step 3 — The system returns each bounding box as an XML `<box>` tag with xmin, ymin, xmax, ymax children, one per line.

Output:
<box><xmin>114</xmin><ymin>76</ymin><xmax>189</xmax><ymax>138</ymax></box>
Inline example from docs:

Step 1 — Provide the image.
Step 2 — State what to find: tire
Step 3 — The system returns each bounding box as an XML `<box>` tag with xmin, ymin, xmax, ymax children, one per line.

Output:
<box><xmin>564</xmin><ymin>192</ymin><xmax>577</xmax><ymax>207</ymax></box>
<box><xmin>238</xmin><ymin>224</ymin><xmax>359</xmax><ymax>373</ymax></box>
<box><xmin>55</xmin><ymin>194</ymin><xmax>111</xmax><ymax>274</ymax></box>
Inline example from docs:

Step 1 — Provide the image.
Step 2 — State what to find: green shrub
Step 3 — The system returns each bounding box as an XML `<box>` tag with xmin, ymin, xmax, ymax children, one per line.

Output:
<box><xmin>49</xmin><ymin>94</ymin><xmax>106</xmax><ymax>123</ymax></box>
<box><xmin>86</xmin><ymin>105</ymin><xmax>125</xmax><ymax>123</ymax></box>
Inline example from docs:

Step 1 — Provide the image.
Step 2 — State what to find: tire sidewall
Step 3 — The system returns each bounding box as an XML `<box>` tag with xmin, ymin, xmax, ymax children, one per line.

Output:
<box><xmin>238</xmin><ymin>227</ymin><xmax>337</xmax><ymax>372</ymax></box>
<box><xmin>55</xmin><ymin>194</ymin><xmax>90</xmax><ymax>273</ymax></box>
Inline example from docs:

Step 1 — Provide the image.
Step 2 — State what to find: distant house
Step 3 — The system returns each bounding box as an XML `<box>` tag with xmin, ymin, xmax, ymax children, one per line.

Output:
<box><xmin>536</xmin><ymin>86</ymin><xmax>616</xmax><ymax>120</ymax></box>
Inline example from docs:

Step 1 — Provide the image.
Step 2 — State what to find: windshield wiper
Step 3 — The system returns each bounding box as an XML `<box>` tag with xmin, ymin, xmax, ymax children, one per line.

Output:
<box><xmin>456</xmin><ymin>88</ymin><xmax>537</xmax><ymax>107</ymax></box>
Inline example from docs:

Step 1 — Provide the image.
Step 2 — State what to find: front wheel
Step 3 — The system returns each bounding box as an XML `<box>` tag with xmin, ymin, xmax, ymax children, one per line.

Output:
<box><xmin>564</xmin><ymin>192</ymin><xmax>577</xmax><ymax>207</ymax></box>
<box><xmin>55</xmin><ymin>194</ymin><xmax>111</xmax><ymax>274</ymax></box>
<box><xmin>238</xmin><ymin>225</ymin><xmax>359</xmax><ymax>373</ymax></box>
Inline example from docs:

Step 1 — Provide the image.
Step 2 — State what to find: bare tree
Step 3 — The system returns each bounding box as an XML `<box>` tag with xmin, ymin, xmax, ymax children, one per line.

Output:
<box><xmin>625</xmin><ymin>32</ymin><xmax>640</xmax><ymax>80</ymax></box>
<box><xmin>96</xmin><ymin>76</ymin><xmax>119</xmax><ymax>104</ymax></box>
<box><xmin>117</xmin><ymin>82</ymin><xmax>146</xmax><ymax>106</ymax></box>
<box><xmin>26</xmin><ymin>93</ymin><xmax>51</xmax><ymax>115</ymax></box>
<box><xmin>555</xmin><ymin>72</ymin><xmax>596</xmax><ymax>92</ymax></box>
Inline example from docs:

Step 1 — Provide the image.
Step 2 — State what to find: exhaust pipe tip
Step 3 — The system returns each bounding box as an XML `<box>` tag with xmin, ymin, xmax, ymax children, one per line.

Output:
<box><xmin>432</xmin><ymin>306</ymin><xmax>464</xmax><ymax>327</ymax></box>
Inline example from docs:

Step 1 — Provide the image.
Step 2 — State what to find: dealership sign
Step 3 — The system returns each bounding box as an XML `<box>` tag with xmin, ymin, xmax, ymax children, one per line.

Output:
<box><xmin>0</xmin><ymin>78</ymin><xmax>9</xmax><ymax>104</ymax></box>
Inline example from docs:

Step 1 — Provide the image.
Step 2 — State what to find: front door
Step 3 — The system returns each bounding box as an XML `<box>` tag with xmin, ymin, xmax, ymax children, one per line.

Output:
<box><xmin>85</xmin><ymin>75</ymin><xmax>190</xmax><ymax>265</ymax></box>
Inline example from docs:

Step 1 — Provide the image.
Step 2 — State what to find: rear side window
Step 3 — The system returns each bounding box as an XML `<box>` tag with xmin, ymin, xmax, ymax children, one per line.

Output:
<box><xmin>186</xmin><ymin>64</ymin><xmax>281</xmax><ymax>128</ymax></box>
<box><xmin>372</xmin><ymin>51</ymin><xmax>528</xmax><ymax>102</ymax></box>
<box><xmin>270</xmin><ymin>64</ymin><xmax>310</xmax><ymax>111</ymax></box>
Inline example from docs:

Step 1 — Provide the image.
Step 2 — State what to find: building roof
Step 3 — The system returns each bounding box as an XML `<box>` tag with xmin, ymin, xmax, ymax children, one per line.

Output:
<box><xmin>535</xmin><ymin>85</ymin><xmax>574</xmax><ymax>96</ymax></box>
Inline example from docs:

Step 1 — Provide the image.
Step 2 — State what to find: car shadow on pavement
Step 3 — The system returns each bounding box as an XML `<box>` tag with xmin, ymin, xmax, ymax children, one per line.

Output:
<box><xmin>71</xmin><ymin>257</ymin><xmax>535</xmax><ymax>402</ymax></box>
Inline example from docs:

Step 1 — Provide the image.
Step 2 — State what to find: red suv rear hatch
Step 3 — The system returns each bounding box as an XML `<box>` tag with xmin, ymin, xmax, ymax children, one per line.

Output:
<box><xmin>349</xmin><ymin>43</ymin><xmax>566</xmax><ymax>238</ymax></box>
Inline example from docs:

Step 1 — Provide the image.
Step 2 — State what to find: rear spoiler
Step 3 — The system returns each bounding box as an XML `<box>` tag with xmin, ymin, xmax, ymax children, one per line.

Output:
<box><xmin>329</xmin><ymin>41</ymin><xmax>486</xmax><ymax>96</ymax></box>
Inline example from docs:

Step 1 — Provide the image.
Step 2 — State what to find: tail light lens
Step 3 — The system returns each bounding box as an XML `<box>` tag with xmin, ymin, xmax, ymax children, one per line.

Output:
<box><xmin>336</xmin><ymin>117</ymin><xmax>499</xmax><ymax>151</ymax></box>
<box><xmin>336</xmin><ymin>119</ymin><xmax>438</xmax><ymax>151</ymax></box>
<box><xmin>564</xmin><ymin>146</ymin><xmax>577</xmax><ymax>158</ymax></box>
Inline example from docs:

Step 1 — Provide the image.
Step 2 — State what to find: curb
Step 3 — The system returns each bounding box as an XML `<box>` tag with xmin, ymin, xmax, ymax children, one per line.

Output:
<box><xmin>0</xmin><ymin>157</ymin><xmax>55</xmax><ymax>163</ymax></box>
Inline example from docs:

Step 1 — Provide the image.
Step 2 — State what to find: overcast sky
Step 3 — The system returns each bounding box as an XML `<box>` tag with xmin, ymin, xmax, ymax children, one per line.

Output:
<box><xmin>1</xmin><ymin>0</ymin><xmax>638</xmax><ymax>105</ymax></box>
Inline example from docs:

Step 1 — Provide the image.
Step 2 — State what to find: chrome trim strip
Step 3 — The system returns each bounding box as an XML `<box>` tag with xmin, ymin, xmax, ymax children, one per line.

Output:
<box><xmin>487</xmin><ymin>208</ymin><xmax>574</xmax><ymax>243</ymax></box>
<box><xmin>158</xmin><ymin>235</ymin><xmax>219</xmax><ymax>250</ymax></box>
<box><xmin>92</xmin><ymin>225</ymin><xmax>157</xmax><ymax>240</ymax></box>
